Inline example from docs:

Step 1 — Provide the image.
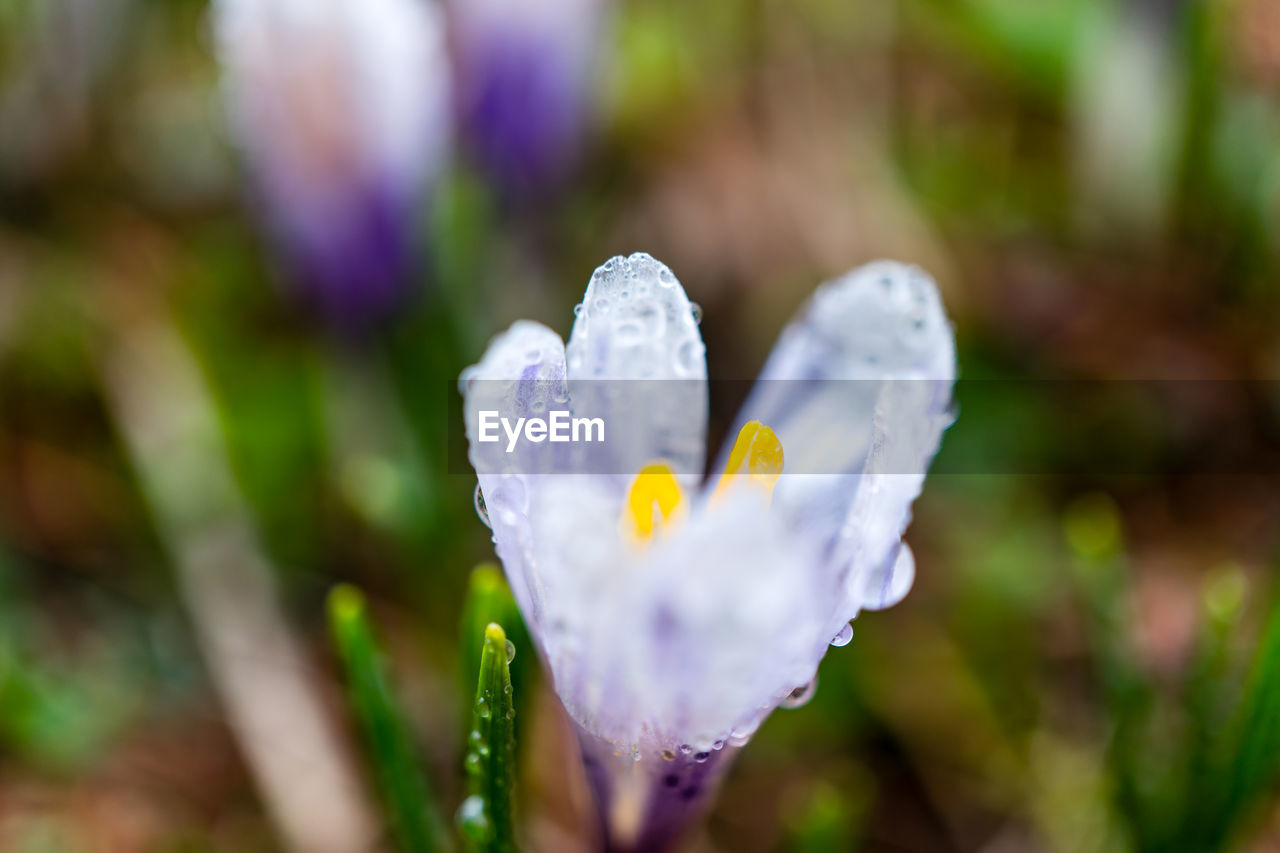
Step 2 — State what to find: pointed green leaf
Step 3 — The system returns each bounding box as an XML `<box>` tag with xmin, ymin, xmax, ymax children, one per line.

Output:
<box><xmin>1190</xmin><ymin>587</ymin><xmax>1280</xmax><ymax>849</ymax></box>
<box><xmin>460</xmin><ymin>623</ymin><xmax>517</xmax><ymax>853</ymax></box>
<box><xmin>1179</xmin><ymin>567</ymin><xmax>1247</xmax><ymax>846</ymax></box>
<box><xmin>328</xmin><ymin>585</ymin><xmax>449</xmax><ymax>853</ymax></box>
<box><xmin>459</xmin><ymin>565</ymin><xmax>515</xmax><ymax>711</ymax></box>
<box><xmin>459</xmin><ymin>565</ymin><xmax>533</xmax><ymax>748</ymax></box>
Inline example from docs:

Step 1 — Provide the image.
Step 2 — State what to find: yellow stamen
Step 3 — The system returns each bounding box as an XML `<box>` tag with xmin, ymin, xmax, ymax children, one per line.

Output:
<box><xmin>625</xmin><ymin>463</ymin><xmax>684</xmax><ymax>541</ymax></box>
<box><xmin>713</xmin><ymin>420</ymin><xmax>784</xmax><ymax>501</ymax></box>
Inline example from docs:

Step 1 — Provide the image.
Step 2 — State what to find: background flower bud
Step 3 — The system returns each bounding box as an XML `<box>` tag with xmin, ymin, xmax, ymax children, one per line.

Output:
<box><xmin>213</xmin><ymin>0</ymin><xmax>452</xmax><ymax>323</ymax></box>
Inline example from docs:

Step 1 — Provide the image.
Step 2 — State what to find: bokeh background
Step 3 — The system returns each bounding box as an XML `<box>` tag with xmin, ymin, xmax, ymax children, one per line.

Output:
<box><xmin>3</xmin><ymin>0</ymin><xmax>1280</xmax><ymax>850</ymax></box>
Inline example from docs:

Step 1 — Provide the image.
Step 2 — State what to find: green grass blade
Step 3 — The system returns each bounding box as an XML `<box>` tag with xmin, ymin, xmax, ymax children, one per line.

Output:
<box><xmin>1065</xmin><ymin>515</ymin><xmax>1158</xmax><ymax>845</ymax></box>
<box><xmin>459</xmin><ymin>565</ymin><xmax>533</xmax><ymax>747</ymax></box>
<box><xmin>1194</xmin><ymin>588</ymin><xmax>1280</xmax><ymax>849</ymax></box>
<box><xmin>459</xmin><ymin>623</ymin><xmax>517</xmax><ymax>853</ymax></box>
<box><xmin>328</xmin><ymin>585</ymin><xmax>449</xmax><ymax>853</ymax></box>
<box><xmin>1177</xmin><ymin>569</ymin><xmax>1247</xmax><ymax>847</ymax></box>
<box><xmin>459</xmin><ymin>565</ymin><xmax>516</xmax><ymax>712</ymax></box>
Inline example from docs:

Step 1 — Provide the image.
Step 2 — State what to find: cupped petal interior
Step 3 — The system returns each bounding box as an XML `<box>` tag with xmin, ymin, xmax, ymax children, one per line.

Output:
<box><xmin>537</xmin><ymin>488</ymin><xmax>827</xmax><ymax>754</ymax></box>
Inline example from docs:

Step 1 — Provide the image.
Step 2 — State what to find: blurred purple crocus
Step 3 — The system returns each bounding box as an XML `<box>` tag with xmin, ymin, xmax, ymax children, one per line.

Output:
<box><xmin>462</xmin><ymin>254</ymin><xmax>956</xmax><ymax>851</ymax></box>
<box><xmin>213</xmin><ymin>0</ymin><xmax>451</xmax><ymax>323</ymax></box>
<box><xmin>449</xmin><ymin>0</ymin><xmax>606</xmax><ymax>197</ymax></box>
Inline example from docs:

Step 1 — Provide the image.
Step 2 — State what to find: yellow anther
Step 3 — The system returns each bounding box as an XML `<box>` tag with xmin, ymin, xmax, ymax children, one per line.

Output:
<box><xmin>713</xmin><ymin>420</ymin><xmax>784</xmax><ymax>501</ymax></box>
<box><xmin>625</xmin><ymin>463</ymin><xmax>684</xmax><ymax>542</ymax></box>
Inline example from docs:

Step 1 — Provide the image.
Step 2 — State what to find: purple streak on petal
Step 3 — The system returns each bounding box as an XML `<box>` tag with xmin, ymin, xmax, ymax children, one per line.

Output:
<box><xmin>627</xmin><ymin>753</ymin><xmax>730</xmax><ymax>853</ymax></box>
<box><xmin>576</xmin><ymin>729</ymin><xmax>733</xmax><ymax>853</ymax></box>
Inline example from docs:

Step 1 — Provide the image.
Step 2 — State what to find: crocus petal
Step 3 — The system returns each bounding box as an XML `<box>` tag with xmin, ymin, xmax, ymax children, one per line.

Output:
<box><xmin>565</xmin><ymin>252</ymin><xmax>708</xmax><ymax>487</ymax></box>
<box><xmin>461</xmin><ymin>311</ymin><xmax>745</xmax><ymax>853</ymax></box>
<box><xmin>835</xmin><ymin>375</ymin><xmax>950</xmax><ymax>615</ymax></box>
<box><xmin>540</xmin><ymin>489</ymin><xmax>822</xmax><ymax>750</ymax></box>
<box><xmin>213</xmin><ymin>0</ymin><xmax>451</xmax><ymax>321</ymax></box>
<box><xmin>726</xmin><ymin>261</ymin><xmax>955</xmax><ymax>627</ymax></box>
<box><xmin>577</xmin><ymin>731</ymin><xmax>732</xmax><ymax>853</ymax></box>
<box><xmin>462</xmin><ymin>320</ymin><xmax>571</xmax><ymax>632</ymax></box>
<box><xmin>542</xmin><ymin>490</ymin><xmax>825</xmax><ymax>852</ymax></box>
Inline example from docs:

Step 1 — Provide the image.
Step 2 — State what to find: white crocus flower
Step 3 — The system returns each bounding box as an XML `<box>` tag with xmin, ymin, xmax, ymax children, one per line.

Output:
<box><xmin>462</xmin><ymin>253</ymin><xmax>955</xmax><ymax>852</ymax></box>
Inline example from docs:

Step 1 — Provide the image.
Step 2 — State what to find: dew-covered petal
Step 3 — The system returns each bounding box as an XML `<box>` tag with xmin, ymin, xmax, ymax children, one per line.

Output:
<box><xmin>463</xmin><ymin>320</ymin><xmax>570</xmax><ymax>476</ymax></box>
<box><xmin>724</xmin><ymin>261</ymin><xmax>955</xmax><ymax>628</ymax></box>
<box><xmin>865</xmin><ymin>541</ymin><xmax>915</xmax><ymax>611</ymax></box>
<box><xmin>835</xmin><ymin>376</ymin><xmax>946</xmax><ymax>615</ymax></box>
<box><xmin>565</xmin><ymin>253</ymin><xmax>708</xmax><ymax>486</ymax></box>
<box><xmin>632</xmin><ymin>494</ymin><xmax>828</xmax><ymax>750</ymax></box>
<box><xmin>520</xmin><ymin>474</ymin><xmax>630</xmax><ymax>707</ymax></box>
<box><xmin>462</xmin><ymin>321</ymin><xmax>573</xmax><ymax>633</ymax></box>
<box><xmin>536</xmin><ymin>490</ymin><xmax>830</xmax><ymax>850</ymax></box>
<box><xmin>542</xmin><ymin>490</ymin><xmax>826</xmax><ymax>751</ymax></box>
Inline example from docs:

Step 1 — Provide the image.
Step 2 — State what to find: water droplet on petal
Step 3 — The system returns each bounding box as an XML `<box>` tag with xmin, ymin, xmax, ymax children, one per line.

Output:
<box><xmin>728</xmin><ymin>718</ymin><xmax>762</xmax><ymax>746</ymax></box>
<box><xmin>457</xmin><ymin>795</ymin><xmax>489</xmax><ymax>841</ymax></box>
<box><xmin>675</xmin><ymin>339</ymin><xmax>704</xmax><ymax>377</ymax></box>
<box><xmin>574</xmin><ymin>303</ymin><xmax>584</xmax><ymax>317</ymax></box>
<box><xmin>693</xmin><ymin>751</ymin><xmax>710</xmax><ymax>763</ymax></box>
<box><xmin>635</xmin><ymin>301</ymin><xmax>665</xmax><ymax>337</ymax></box>
<box><xmin>689</xmin><ymin>302</ymin><xmax>703</xmax><ymax>325</ymax></box>
<box><xmin>658</xmin><ymin>268</ymin><xmax>676</xmax><ymax>287</ymax></box>
<box><xmin>830</xmin><ymin>622</ymin><xmax>854</xmax><ymax>647</ymax></box>
<box><xmin>661</xmin><ymin>749</ymin><xmax>676</xmax><ymax>762</ymax></box>
<box><xmin>781</xmin><ymin>676</ymin><xmax>818</xmax><ymax>709</ymax></box>
<box><xmin>505</xmin><ymin>639</ymin><xmax>516</xmax><ymax>663</ymax></box>
<box><xmin>457</xmin><ymin>365</ymin><xmax>479</xmax><ymax>396</ymax></box>
<box><xmin>613</xmin><ymin>319</ymin><xmax>644</xmax><ymax>344</ymax></box>
<box><xmin>712</xmin><ymin>739</ymin><xmax>725</xmax><ymax>751</ymax></box>
<box><xmin>474</xmin><ymin>484</ymin><xmax>491</xmax><ymax>529</ymax></box>
<box><xmin>679</xmin><ymin>744</ymin><xmax>692</xmax><ymax>755</ymax></box>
